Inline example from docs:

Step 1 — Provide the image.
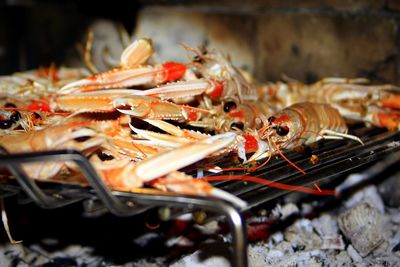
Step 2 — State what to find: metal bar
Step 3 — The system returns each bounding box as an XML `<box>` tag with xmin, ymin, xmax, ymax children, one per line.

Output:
<box><xmin>0</xmin><ymin>148</ymin><xmax>82</xmax><ymax>208</ymax></box>
<box><xmin>0</xmin><ymin>127</ymin><xmax>396</xmax><ymax>266</ymax></box>
<box><xmin>0</xmin><ymin>149</ymin><xmax>247</xmax><ymax>266</ymax></box>
<box><xmin>0</xmin><ymin>150</ymin><xmax>150</xmax><ymax>216</ymax></box>
<box><xmin>114</xmin><ymin>191</ymin><xmax>247</xmax><ymax>267</ymax></box>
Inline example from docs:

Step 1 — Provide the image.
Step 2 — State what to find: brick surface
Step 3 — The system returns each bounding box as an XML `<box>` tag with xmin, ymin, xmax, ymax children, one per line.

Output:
<box><xmin>256</xmin><ymin>14</ymin><xmax>397</xmax><ymax>83</ymax></box>
<box><xmin>135</xmin><ymin>7</ymin><xmax>256</xmax><ymax>72</ymax></box>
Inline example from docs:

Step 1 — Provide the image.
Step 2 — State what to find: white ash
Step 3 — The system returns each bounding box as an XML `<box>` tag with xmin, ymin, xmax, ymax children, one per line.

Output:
<box><xmin>312</xmin><ymin>215</ymin><xmax>345</xmax><ymax>250</ymax></box>
<box><xmin>280</xmin><ymin>203</ymin><xmax>299</xmax><ymax>220</ymax></box>
<box><xmin>284</xmin><ymin>219</ymin><xmax>322</xmax><ymax>251</ymax></box>
<box><xmin>2</xmin><ymin>182</ymin><xmax>400</xmax><ymax>267</ymax></box>
<box><xmin>0</xmin><ymin>243</ymin><xmax>102</xmax><ymax>267</ymax></box>
<box><xmin>347</xmin><ymin>244</ymin><xmax>363</xmax><ymax>263</ymax></box>
<box><xmin>166</xmin><ymin>236</ymin><xmax>195</xmax><ymax>248</ymax></box>
<box><xmin>335</xmin><ymin>173</ymin><xmax>368</xmax><ymax>193</ymax></box>
<box><xmin>270</xmin><ymin>203</ymin><xmax>299</xmax><ymax>220</ymax></box>
<box><xmin>311</xmin><ymin>214</ymin><xmax>338</xmax><ymax>237</ymax></box>
<box><xmin>335</xmin><ymin>251</ymin><xmax>352</xmax><ymax>266</ymax></box>
<box><xmin>387</xmin><ymin>141</ymin><xmax>400</xmax><ymax>148</ymax></box>
<box><xmin>248</xmin><ymin>243</ymin><xmax>270</xmax><ymax>267</ymax></box>
<box><xmin>240</xmin><ymin>184</ymin><xmax>399</xmax><ymax>267</ymax></box>
<box><xmin>300</xmin><ymin>203</ymin><xmax>314</xmax><ymax>215</ymax></box>
<box><xmin>133</xmin><ymin>232</ymin><xmax>161</xmax><ymax>247</ymax></box>
<box><xmin>193</xmin><ymin>220</ymin><xmax>220</xmax><ymax>235</ymax></box>
<box><xmin>344</xmin><ymin>185</ymin><xmax>385</xmax><ymax>213</ymax></box>
<box><xmin>170</xmin><ymin>239</ymin><xmax>231</xmax><ymax>267</ymax></box>
<box><xmin>169</xmin><ymin>183</ymin><xmax>400</xmax><ymax>267</ymax></box>
<box><xmin>389</xmin><ymin>208</ymin><xmax>400</xmax><ymax>224</ymax></box>
<box><xmin>269</xmin><ymin>232</ymin><xmax>284</xmax><ymax>245</ymax></box>
<box><xmin>389</xmin><ymin>230</ymin><xmax>400</xmax><ymax>251</ymax></box>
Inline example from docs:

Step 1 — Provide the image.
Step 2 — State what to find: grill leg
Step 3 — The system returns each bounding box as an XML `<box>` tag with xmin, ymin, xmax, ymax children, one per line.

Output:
<box><xmin>128</xmin><ymin>195</ymin><xmax>248</xmax><ymax>267</ymax></box>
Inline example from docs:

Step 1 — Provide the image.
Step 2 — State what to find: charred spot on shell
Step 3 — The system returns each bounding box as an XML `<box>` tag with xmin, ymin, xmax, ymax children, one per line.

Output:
<box><xmin>116</xmin><ymin>104</ymin><xmax>132</xmax><ymax>111</ymax></box>
<box><xmin>4</xmin><ymin>103</ymin><xmax>17</xmax><ymax>108</ymax></box>
<box><xmin>268</xmin><ymin>116</ymin><xmax>276</xmax><ymax>124</ymax></box>
<box><xmin>231</xmin><ymin>122</ymin><xmax>244</xmax><ymax>130</ymax></box>
<box><xmin>74</xmin><ymin>136</ymin><xmax>91</xmax><ymax>142</ymax></box>
<box><xmin>0</xmin><ymin>120</ymin><xmax>13</xmax><ymax>129</ymax></box>
<box><xmin>130</xmin><ymin>117</ymin><xmax>168</xmax><ymax>134</ymax></box>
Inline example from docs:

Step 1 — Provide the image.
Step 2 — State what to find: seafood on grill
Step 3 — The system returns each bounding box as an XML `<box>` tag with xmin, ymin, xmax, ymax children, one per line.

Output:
<box><xmin>262</xmin><ymin>102</ymin><xmax>362</xmax><ymax>147</ymax></box>
<box><xmin>2</xmin><ymin>37</ymin><xmax>399</xmax><ymax>209</ymax></box>
<box><xmin>0</xmin><ymin>66</ymin><xmax>90</xmax><ymax>98</ymax></box>
<box><xmin>60</xmin><ymin>42</ymin><xmax>260</xmax><ymax>131</ymax></box>
<box><xmin>0</xmin><ymin>108</ymin><xmax>53</xmax><ymax>132</ymax></box>
<box><xmin>0</xmin><ymin>118</ymin><xmax>246</xmax><ymax>207</ymax></box>
<box><xmin>260</xmin><ymin>78</ymin><xmax>400</xmax><ymax>130</ymax></box>
<box><xmin>130</xmin><ymin>45</ymin><xmax>257</xmax><ymax>104</ymax></box>
<box><xmin>97</xmin><ymin>131</ymin><xmax>246</xmax><ymax>208</ymax></box>
<box><xmin>110</xmin><ymin>46</ymin><xmax>269</xmax><ymax>133</ymax></box>
<box><xmin>235</xmin><ymin>102</ymin><xmax>363</xmax><ymax>162</ymax></box>
<box><xmin>61</xmin><ymin>38</ymin><xmax>187</xmax><ymax>93</ymax></box>
<box><xmin>0</xmin><ymin>106</ymin><xmax>30</xmax><ymax>131</ymax></box>
<box><xmin>0</xmin><ymin>122</ymin><xmax>106</xmax><ymax>180</ymax></box>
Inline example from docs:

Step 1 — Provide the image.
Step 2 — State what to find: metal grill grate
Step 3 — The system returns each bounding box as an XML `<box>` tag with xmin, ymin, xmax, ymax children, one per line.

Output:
<box><xmin>0</xmin><ymin>126</ymin><xmax>399</xmax><ymax>267</ymax></box>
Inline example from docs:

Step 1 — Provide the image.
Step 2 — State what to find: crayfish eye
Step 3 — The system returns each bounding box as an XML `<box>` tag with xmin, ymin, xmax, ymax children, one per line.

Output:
<box><xmin>97</xmin><ymin>151</ymin><xmax>114</xmax><ymax>161</ymax></box>
<box><xmin>231</xmin><ymin>122</ymin><xmax>244</xmax><ymax>130</ymax></box>
<box><xmin>10</xmin><ymin>111</ymin><xmax>21</xmax><ymax>122</ymax></box>
<box><xmin>32</xmin><ymin>112</ymin><xmax>41</xmax><ymax>120</ymax></box>
<box><xmin>0</xmin><ymin>120</ymin><xmax>13</xmax><ymax>129</ymax></box>
<box><xmin>276</xmin><ymin>125</ymin><xmax>289</xmax><ymax>136</ymax></box>
<box><xmin>223</xmin><ymin>101</ymin><xmax>237</xmax><ymax>112</ymax></box>
<box><xmin>193</xmin><ymin>55</ymin><xmax>204</xmax><ymax>63</ymax></box>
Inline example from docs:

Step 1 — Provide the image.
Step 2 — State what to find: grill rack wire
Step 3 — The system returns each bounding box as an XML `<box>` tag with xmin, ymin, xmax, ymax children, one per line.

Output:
<box><xmin>0</xmin><ymin>126</ymin><xmax>400</xmax><ymax>267</ymax></box>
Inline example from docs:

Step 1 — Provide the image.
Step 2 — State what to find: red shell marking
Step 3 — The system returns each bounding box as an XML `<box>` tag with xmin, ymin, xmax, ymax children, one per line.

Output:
<box><xmin>243</xmin><ymin>133</ymin><xmax>258</xmax><ymax>152</ymax></box>
<box><xmin>36</xmin><ymin>66</ymin><xmax>59</xmax><ymax>81</ymax></box>
<box><xmin>229</xmin><ymin>110</ymin><xmax>245</xmax><ymax>120</ymax></box>
<box><xmin>185</xmin><ymin>107</ymin><xmax>200</xmax><ymax>122</ymax></box>
<box><xmin>274</xmin><ymin>115</ymin><xmax>290</xmax><ymax>124</ymax></box>
<box><xmin>161</xmin><ymin>62</ymin><xmax>187</xmax><ymax>83</ymax></box>
<box><xmin>27</xmin><ymin>100</ymin><xmax>51</xmax><ymax>112</ymax></box>
<box><xmin>207</xmin><ymin>80</ymin><xmax>224</xmax><ymax>99</ymax></box>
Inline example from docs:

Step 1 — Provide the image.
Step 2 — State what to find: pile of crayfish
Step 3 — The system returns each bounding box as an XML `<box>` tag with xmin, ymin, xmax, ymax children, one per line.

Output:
<box><xmin>0</xmin><ymin>38</ymin><xmax>399</xmax><ymax>208</ymax></box>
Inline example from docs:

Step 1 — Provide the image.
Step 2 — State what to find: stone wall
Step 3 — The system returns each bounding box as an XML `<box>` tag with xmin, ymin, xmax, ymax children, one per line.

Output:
<box><xmin>133</xmin><ymin>1</ymin><xmax>400</xmax><ymax>83</ymax></box>
<box><xmin>1</xmin><ymin>1</ymin><xmax>399</xmax><ymax>84</ymax></box>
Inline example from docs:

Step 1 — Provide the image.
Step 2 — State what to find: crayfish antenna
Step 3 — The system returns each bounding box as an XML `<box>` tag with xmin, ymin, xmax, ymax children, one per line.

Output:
<box><xmin>203</xmin><ymin>175</ymin><xmax>335</xmax><ymax>196</ymax></box>
<box><xmin>318</xmin><ymin>129</ymin><xmax>364</xmax><ymax>145</ymax></box>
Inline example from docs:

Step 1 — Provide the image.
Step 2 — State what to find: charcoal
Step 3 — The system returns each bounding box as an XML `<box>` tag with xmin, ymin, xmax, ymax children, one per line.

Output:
<box><xmin>338</xmin><ymin>203</ymin><xmax>385</xmax><ymax>257</ymax></box>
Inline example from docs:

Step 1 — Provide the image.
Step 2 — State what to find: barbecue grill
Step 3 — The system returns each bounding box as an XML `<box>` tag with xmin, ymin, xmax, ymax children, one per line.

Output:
<box><xmin>1</xmin><ymin>125</ymin><xmax>399</xmax><ymax>266</ymax></box>
<box><xmin>1</xmin><ymin>1</ymin><xmax>400</xmax><ymax>267</ymax></box>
